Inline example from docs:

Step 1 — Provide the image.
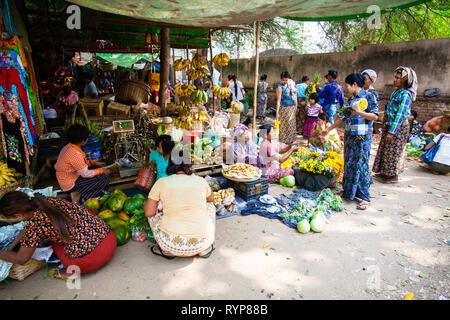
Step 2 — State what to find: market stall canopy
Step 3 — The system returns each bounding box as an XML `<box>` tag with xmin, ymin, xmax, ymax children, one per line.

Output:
<box><xmin>67</xmin><ymin>0</ymin><xmax>428</xmax><ymax>27</ymax></box>
<box><xmin>96</xmin><ymin>53</ymin><xmax>158</xmax><ymax>69</ymax></box>
<box><xmin>19</xmin><ymin>0</ymin><xmax>235</xmax><ymax>51</ymax></box>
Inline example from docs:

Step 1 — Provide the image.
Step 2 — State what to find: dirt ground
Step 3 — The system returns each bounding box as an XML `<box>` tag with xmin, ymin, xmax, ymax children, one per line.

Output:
<box><xmin>0</xmin><ymin>150</ymin><xmax>449</xmax><ymax>300</ymax></box>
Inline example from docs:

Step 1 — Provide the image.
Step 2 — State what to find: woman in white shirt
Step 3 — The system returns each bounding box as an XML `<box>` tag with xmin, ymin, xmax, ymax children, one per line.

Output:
<box><xmin>423</xmin><ymin>126</ymin><xmax>450</xmax><ymax>174</ymax></box>
<box><xmin>228</xmin><ymin>75</ymin><xmax>245</xmax><ymax>102</ymax></box>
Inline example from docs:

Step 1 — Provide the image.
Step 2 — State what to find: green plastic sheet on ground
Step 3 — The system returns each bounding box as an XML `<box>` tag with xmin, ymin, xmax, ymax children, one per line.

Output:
<box><xmin>96</xmin><ymin>53</ymin><xmax>157</xmax><ymax>68</ymax></box>
<box><xmin>68</xmin><ymin>0</ymin><xmax>428</xmax><ymax>27</ymax></box>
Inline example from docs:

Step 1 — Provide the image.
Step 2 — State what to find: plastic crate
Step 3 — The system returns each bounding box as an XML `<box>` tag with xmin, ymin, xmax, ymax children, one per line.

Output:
<box><xmin>228</xmin><ymin>177</ymin><xmax>269</xmax><ymax>201</ymax></box>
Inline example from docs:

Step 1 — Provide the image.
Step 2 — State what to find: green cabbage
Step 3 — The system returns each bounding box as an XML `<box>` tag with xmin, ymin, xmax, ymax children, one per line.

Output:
<box><xmin>310</xmin><ymin>214</ymin><xmax>326</xmax><ymax>232</ymax></box>
<box><xmin>297</xmin><ymin>219</ymin><xmax>310</xmax><ymax>233</ymax></box>
<box><xmin>280</xmin><ymin>175</ymin><xmax>295</xmax><ymax>187</ymax></box>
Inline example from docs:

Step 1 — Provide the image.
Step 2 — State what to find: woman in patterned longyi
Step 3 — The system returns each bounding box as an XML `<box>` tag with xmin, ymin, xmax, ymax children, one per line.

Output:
<box><xmin>0</xmin><ymin>192</ymin><xmax>117</xmax><ymax>280</ymax></box>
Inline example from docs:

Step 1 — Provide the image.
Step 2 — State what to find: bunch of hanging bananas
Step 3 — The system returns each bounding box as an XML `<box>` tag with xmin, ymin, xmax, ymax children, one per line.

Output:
<box><xmin>191</xmin><ymin>53</ymin><xmax>207</xmax><ymax>68</ymax></box>
<box><xmin>194</xmin><ymin>111</ymin><xmax>208</xmax><ymax>122</ymax></box>
<box><xmin>230</xmin><ymin>100</ymin><xmax>244</xmax><ymax>113</ymax></box>
<box><xmin>173</xmin><ymin>82</ymin><xmax>197</xmax><ymax>96</ymax></box>
<box><xmin>212</xmin><ymin>53</ymin><xmax>230</xmax><ymax>66</ymax></box>
<box><xmin>174</xmin><ymin>116</ymin><xmax>195</xmax><ymax>130</ymax></box>
<box><xmin>212</xmin><ymin>85</ymin><xmax>232</xmax><ymax>99</ymax></box>
<box><xmin>0</xmin><ymin>162</ymin><xmax>22</xmax><ymax>187</ymax></box>
<box><xmin>186</xmin><ymin>65</ymin><xmax>209</xmax><ymax>80</ymax></box>
<box><xmin>190</xmin><ymin>90</ymin><xmax>208</xmax><ymax>105</ymax></box>
<box><xmin>173</xmin><ymin>58</ymin><xmax>191</xmax><ymax>71</ymax></box>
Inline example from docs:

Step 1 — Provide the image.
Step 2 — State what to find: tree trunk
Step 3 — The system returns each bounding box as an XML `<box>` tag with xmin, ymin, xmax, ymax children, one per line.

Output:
<box><xmin>159</xmin><ymin>27</ymin><xmax>170</xmax><ymax>116</ymax></box>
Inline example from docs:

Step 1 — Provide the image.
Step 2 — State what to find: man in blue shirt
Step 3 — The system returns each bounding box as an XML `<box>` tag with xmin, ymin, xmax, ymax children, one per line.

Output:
<box><xmin>316</xmin><ymin>69</ymin><xmax>345</xmax><ymax>124</ymax></box>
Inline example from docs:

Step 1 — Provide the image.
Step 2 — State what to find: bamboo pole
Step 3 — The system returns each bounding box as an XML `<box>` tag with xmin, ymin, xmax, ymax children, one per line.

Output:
<box><xmin>209</xmin><ymin>30</ymin><xmax>215</xmax><ymax>117</ymax></box>
<box><xmin>172</xmin><ymin>47</ymin><xmax>176</xmax><ymax>85</ymax></box>
<box><xmin>252</xmin><ymin>21</ymin><xmax>260</xmax><ymax>141</ymax></box>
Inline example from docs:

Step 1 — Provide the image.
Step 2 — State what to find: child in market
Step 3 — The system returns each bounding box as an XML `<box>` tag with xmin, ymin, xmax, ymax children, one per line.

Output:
<box><xmin>149</xmin><ymin>135</ymin><xmax>175</xmax><ymax>182</ymax></box>
<box><xmin>309</xmin><ymin>113</ymin><xmax>343</xmax><ymax>153</ymax></box>
<box><xmin>303</xmin><ymin>93</ymin><xmax>323</xmax><ymax>140</ymax></box>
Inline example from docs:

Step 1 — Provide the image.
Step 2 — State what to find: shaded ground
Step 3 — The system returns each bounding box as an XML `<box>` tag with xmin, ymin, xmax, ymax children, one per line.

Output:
<box><xmin>0</xmin><ymin>152</ymin><xmax>449</xmax><ymax>300</ymax></box>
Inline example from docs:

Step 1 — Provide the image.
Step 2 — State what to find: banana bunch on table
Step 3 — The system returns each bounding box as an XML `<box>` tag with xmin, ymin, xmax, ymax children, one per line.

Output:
<box><xmin>214</xmin><ymin>188</ymin><xmax>238</xmax><ymax>215</ymax></box>
<box><xmin>212</xmin><ymin>53</ymin><xmax>230</xmax><ymax>66</ymax></box>
<box><xmin>0</xmin><ymin>162</ymin><xmax>22</xmax><ymax>186</ymax></box>
<box><xmin>190</xmin><ymin>90</ymin><xmax>208</xmax><ymax>104</ymax></box>
<box><xmin>173</xmin><ymin>82</ymin><xmax>196</xmax><ymax>96</ymax></box>
<box><xmin>212</xmin><ymin>85</ymin><xmax>232</xmax><ymax>99</ymax></box>
<box><xmin>194</xmin><ymin>111</ymin><xmax>208</xmax><ymax>122</ymax></box>
<box><xmin>173</xmin><ymin>58</ymin><xmax>190</xmax><ymax>71</ymax></box>
<box><xmin>174</xmin><ymin>116</ymin><xmax>195</xmax><ymax>130</ymax></box>
<box><xmin>230</xmin><ymin>100</ymin><xmax>244</xmax><ymax>113</ymax></box>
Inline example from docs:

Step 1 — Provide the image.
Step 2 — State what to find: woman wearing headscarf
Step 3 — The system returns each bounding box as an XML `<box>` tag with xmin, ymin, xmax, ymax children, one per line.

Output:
<box><xmin>361</xmin><ymin>69</ymin><xmax>379</xmax><ymax>131</ymax></box>
<box><xmin>372</xmin><ymin>66</ymin><xmax>418</xmax><ymax>184</ymax></box>
<box><xmin>232</xmin><ymin>124</ymin><xmax>260</xmax><ymax>165</ymax></box>
<box><xmin>276</xmin><ymin>71</ymin><xmax>298</xmax><ymax>144</ymax></box>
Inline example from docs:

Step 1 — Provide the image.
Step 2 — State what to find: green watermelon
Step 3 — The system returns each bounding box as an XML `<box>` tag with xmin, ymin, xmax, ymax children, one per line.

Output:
<box><xmin>112</xmin><ymin>225</ymin><xmax>130</xmax><ymax>246</ymax></box>
<box><xmin>123</xmin><ymin>197</ymin><xmax>142</xmax><ymax>215</ymax></box>
<box><xmin>132</xmin><ymin>193</ymin><xmax>146</xmax><ymax>201</ymax></box>
<box><xmin>105</xmin><ymin>217</ymin><xmax>127</xmax><ymax>229</ymax></box>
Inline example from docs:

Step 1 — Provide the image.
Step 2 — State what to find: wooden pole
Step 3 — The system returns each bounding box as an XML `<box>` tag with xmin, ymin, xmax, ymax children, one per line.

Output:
<box><xmin>159</xmin><ymin>27</ymin><xmax>170</xmax><ymax>116</ymax></box>
<box><xmin>209</xmin><ymin>30</ymin><xmax>215</xmax><ymax>117</ymax></box>
<box><xmin>252</xmin><ymin>21</ymin><xmax>260</xmax><ymax>141</ymax></box>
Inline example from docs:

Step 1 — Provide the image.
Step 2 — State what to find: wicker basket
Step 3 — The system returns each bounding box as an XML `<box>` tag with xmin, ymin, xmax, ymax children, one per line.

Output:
<box><xmin>0</xmin><ymin>178</ymin><xmax>25</xmax><ymax>198</ymax></box>
<box><xmin>116</xmin><ymin>80</ymin><xmax>152</xmax><ymax>105</ymax></box>
<box><xmin>8</xmin><ymin>259</ymin><xmax>46</xmax><ymax>281</ymax></box>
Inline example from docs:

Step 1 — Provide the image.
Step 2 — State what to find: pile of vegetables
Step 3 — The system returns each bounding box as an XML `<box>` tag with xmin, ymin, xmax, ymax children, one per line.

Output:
<box><xmin>64</xmin><ymin>119</ymin><xmax>105</xmax><ymax>141</ymax></box>
<box><xmin>278</xmin><ymin>188</ymin><xmax>343</xmax><ymax>234</ymax></box>
<box><xmin>173</xmin><ymin>136</ymin><xmax>221</xmax><ymax>165</ymax></box>
<box><xmin>84</xmin><ymin>189</ymin><xmax>154</xmax><ymax>245</ymax></box>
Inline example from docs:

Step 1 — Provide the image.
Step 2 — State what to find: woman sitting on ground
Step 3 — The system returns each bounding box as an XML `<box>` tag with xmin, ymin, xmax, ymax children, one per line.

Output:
<box><xmin>145</xmin><ymin>160</ymin><xmax>216</xmax><ymax>259</ymax></box>
<box><xmin>309</xmin><ymin>113</ymin><xmax>343</xmax><ymax>153</ymax></box>
<box><xmin>54</xmin><ymin>124</ymin><xmax>111</xmax><ymax>203</ymax></box>
<box><xmin>149</xmin><ymin>134</ymin><xmax>175</xmax><ymax>182</ymax></box>
<box><xmin>258</xmin><ymin>124</ymin><xmax>300</xmax><ymax>182</ymax></box>
<box><xmin>408</xmin><ymin>110</ymin><xmax>424</xmax><ymax>140</ymax></box>
<box><xmin>422</xmin><ymin>126</ymin><xmax>450</xmax><ymax>175</ymax></box>
<box><xmin>0</xmin><ymin>192</ymin><xmax>117</xmax><ymax>280</ymax></box>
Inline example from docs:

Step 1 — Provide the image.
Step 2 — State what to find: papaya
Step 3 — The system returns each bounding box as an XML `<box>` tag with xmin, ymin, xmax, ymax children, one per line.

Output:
<box><xmin>99</xmin><ymin>194</ymin><xmax>111</xmax><ymax>206</ymax></box>
<box><xmin>98</xmin><ymin>209</ymin><xmax>116</xmax><ymax>220</ymax></box>
<box><xmin>85</xmin><ymin>198</ymin><xmax>101</xmax><ymax>212</ymax></box>
<box><xmin>107</xmin><ymin>195</ymin><xmax>126</xmax><ymax>212</ymax></box>
<box><xmin>111</xmin><ymin>189</ymin><xmax>126</xmax><ymax>198</ymax></box>
<box><xmin>106</xmin><ymin>217</ymin><xmax>127</xmax><ymax>229</ymax></box>
<box><xmin>117</xmin><ymin>211</ymin><xmax>129</xmax><ymax>222</ymax></box>
<box><xmin>112</xmin><ymin>225</ymin><xmax>129</xmax><ymax>246</ymax></box>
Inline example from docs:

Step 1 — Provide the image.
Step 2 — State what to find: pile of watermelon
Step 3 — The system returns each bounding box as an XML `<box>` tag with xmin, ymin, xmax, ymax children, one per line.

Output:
<box><xmin>84</xmin><ymin>189</ymin><xmax>147</xmax><ymax>246</ymax></box>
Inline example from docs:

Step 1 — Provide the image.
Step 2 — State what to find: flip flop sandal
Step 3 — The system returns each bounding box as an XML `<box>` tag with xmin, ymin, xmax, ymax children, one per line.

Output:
<box><xmin>199</xmin><ymin>245</ymin><xmax>215</xmax><ymax>259</ymax></box>
<box><xmin>356</xmin><ymin>201</ymin><xmax>370</xmax><ymax>210</ymax></box>
<box><xmin>150</xmin><ymin>245</ymin><xmax>175</xmax><ymax>260</ymax></box>
<box><xmin>49</xmin><ymin>268</ymin><xmax>73</xmax><ymax>282</ymax></box>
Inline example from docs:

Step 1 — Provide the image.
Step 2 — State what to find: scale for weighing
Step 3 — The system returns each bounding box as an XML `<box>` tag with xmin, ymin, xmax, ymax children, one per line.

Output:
<box><xmin>113</xmin><ymin>120</ymin><xmax>143</xmax><ymax>178</ymax></box>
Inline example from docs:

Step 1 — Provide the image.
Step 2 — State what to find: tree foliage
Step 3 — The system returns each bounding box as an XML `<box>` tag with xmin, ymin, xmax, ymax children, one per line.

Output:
<box><xmin>214</xmin><ymin>18</ymin><xmax>305</xmax><ymax>57</ymax></box>
<box><xmin>317</xmin><ymin>0</ymin><xmax>449</xmax><ymax>52</ymax></box>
